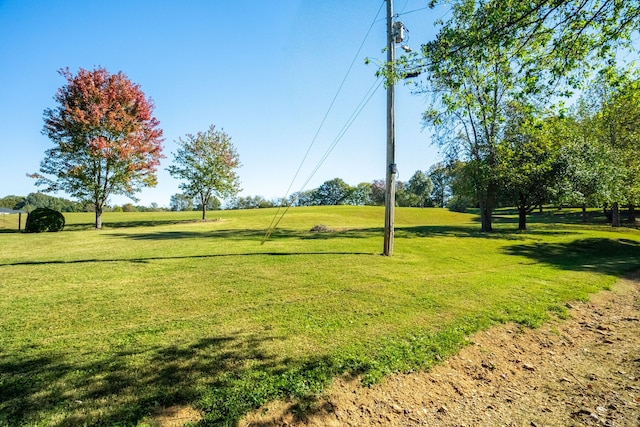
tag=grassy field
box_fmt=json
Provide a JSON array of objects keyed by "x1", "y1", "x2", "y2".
[{"x1": 1, "y1": 206, "x2": 639, "y2": 426}]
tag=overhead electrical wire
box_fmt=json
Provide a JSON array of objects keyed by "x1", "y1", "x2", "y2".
[
  {"x1": 261, "y1": 77, "x2": 383, "y2": 244},
  {"x1": 262, "y1": 1, "x2": 387, "y2": 244}
]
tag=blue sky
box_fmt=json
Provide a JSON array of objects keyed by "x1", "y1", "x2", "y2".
[{"x1": 0, "y1": 0, "x2": 446, "y2": 207}]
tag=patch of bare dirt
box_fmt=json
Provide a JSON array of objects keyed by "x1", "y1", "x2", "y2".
[
  {"x1": 242, "y1": 274, "x2": 640, "y2": 427},
  {"x1": 146, "y1": 405, "x2": 201, "y2": 426}
]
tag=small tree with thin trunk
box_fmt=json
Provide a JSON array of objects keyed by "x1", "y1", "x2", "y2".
[
  {"x1": 167, "y1": 125, "x2": 241, "y2": 220},
  {"x1": 34, "y1": 67, "x2": 164, "y2": 229}
]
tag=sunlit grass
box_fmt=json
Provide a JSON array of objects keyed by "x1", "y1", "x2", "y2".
[{"x1": 1, "y1": 206, "x2": 639, "y2": 426}]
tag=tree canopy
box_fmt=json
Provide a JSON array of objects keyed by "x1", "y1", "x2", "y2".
[
  {"x1": 407, "y1": 0, "x2": 640, "y2": 231},
  {"x1": 167, "y1": 125, "x2": 241, "y2": 220},
  {"x1": 34, "y1": 67, "x2": 164, "y2": 228}
]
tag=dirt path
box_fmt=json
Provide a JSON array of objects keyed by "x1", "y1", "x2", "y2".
[{"x1": 242, "y1": 274, "x2": 640, "y2": 427}]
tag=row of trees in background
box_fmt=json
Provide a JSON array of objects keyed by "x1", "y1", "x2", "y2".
[
  {"x1": 289, "y1": 168, "x2": 443, "y2": 208},
  {"x1": 0, "y1": 193, "x2": 170, "y2": 213},
  {"x1": 406, "y1": 0, "x2": 640, "y2": 231},
  {"x1": 417, "y1": 68, "x2": 640, "y2": 231},
  {"x1": 168, "y1": 164, "x2": 453, "y2": 212}
]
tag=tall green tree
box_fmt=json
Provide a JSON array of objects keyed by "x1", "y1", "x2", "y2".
[
  {"x1": 551, "y1": 100, "x2": 621, "y2": 223},
  {"x1": 593, "y1": 72, "x2": 640, "y2": 225},
  {"x1": 406, "y1": 170, "x2": 434, "y2": 208},
  {"x1": 428, "y1": 163, "x2": 452, "y2": 208},
  {"x1": 34, "y1": 67, "x2": 164, "y2": 228},
  {"x1": 497, "y1": 104, "x2": 567, "y2": 230},
  {"x1": 402, "y1": 0, "x2": 639, "y2": 231},
  {"x1": 311, "y1": 178, "x2": 353, "y2": 206},
  {"x1": 420, "y1": 0, "x2": 550, "y2": 231},
  {"x1": 169, "y1": 193, "x2": 194, "y2": 212},
  {"x1": 344, "y1": 182, "x2": 373, "y2": 206},
  {"x1": 168, "y1": 125, "x2": 241, "y2": 220}
]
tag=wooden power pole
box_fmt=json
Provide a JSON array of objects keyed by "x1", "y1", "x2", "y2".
[{"x1": 383, "y1": 0, "x2": 396, "y2": 256}]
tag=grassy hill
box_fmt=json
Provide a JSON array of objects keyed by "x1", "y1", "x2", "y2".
[{"x1": 1, "y1": 206, "x2": 639, "y2": 425}]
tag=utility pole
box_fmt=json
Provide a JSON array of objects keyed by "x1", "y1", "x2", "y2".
[{"x1": 383, "y1": 0, "x2": 396, "y2": 256}]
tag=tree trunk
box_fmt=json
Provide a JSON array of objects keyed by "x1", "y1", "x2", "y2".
[
  {"x1": 611, "y1": 202, "x2": 621, "y2": 227},
  {"x1": 518, "y1": 206, "x2": 527, "y2": 230},
  {"x1": 628, "y1": 204, "x2": 636, "y2": 223},
  {"x1": 95, "y1": 207, "x2": 103, "y2": 229},
  {"x1": 581, "y1": 203, "x2": 588, "y2": 223},
  {"x1": 201, "y1": 204, "x2": 206, "y2": 221},
  {"x1": 479, "y1": 199, "x2": 493, "y2": 232},
  {"x1": 517, "y1": 194, "x2": 527, "y2": 230}
]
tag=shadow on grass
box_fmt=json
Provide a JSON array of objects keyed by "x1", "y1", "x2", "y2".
[
  {"x1": 0, "y1": 332, "x2": 341, "y2": 426},
  {"x1": 503, "y1": 237, "x2": 640, "y2": 276},
  {"x1": 489, "y1": 208, "x2": 630, "y2": 227},
  {"x1": 0, "y1": 250, "x2": 379, "y2": 267},
  {"x1": 63, "y1": 218, "x2": 204, "y2": 231},
  {"x1": 106, "y1": 227, "x2": 382, "y2": 241},
  {"x1": 106, "y1": 224, "x2": 581, "y2": 243},
  {"x1": 395, "y1": 225, "x2": 580, "y2": 240}
]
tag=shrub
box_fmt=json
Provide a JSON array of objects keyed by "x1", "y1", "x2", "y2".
[
  {"x1": 24, "y1": 208, "x2": 65, "y2": 233},
  {"x1": 447, "y1": 195, "x2": 474, "y2": 213}
]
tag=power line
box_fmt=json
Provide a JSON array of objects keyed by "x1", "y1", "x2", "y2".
[
  {"x1": 397, "y1": 6, "x2": 431, "y2": 17},
  {"x1": 262, "y1": 77, "x2": 383, "y2": 244},
  {"x1": 262, "y1": 1, "x2": 386, "y2": 243}
]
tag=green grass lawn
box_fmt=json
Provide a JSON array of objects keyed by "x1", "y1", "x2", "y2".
[{"x1": 1, "y1": 206, "x2": 639, "y2": 426}]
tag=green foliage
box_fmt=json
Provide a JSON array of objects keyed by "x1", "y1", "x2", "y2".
[
  {"x1": 0, "y1": 193, "x2": 84, "y2": 213},
  {"x1": 423, "y1": 0, "x2": 639, "y2": 87},
  {"x1": 24, "y1": 207, "x2": 65, "y2": 232},
  {"x1": 406, "y1": 170, "x2": 434, "y2": 208},
  {"x1": 419, "y1": 0, "x2": 545, "y2": 231},
  {"x1": 428, "y1": 163, "x2": 452, "y2": 208},
  {"x1": 167, "y1": 125, "x2": 241, "y2": 220},
  {"x1": 592, "y1": 72, "x2": 640, "y2": 207},
  {"x1": 170, "y1": 193, "x2": 194, "y2": 211},
  {"x1": 496, "y1": 103, "x2": 568, "y2": 229},
  {"x1": 0, "y1": 195, "x2": 25, "y2": 210},
  {"x1": 121, "y1": 203, "x2": 138, "y2": 212},
  {"x1": 227, "y1": 195, "x2": 275, "y2": 210},
  {"x1": 447, "y1": 194, "x2": 473, "y2": 212},
  {"x1": 415, "y1": 0, "x2": 640, "y2": 232},
  {"x1": 345, "y1": 182, "x2": 373, "y2": 206},
  {"x1": 312, "y1": 177, "x2": 353, "y2": 205}
]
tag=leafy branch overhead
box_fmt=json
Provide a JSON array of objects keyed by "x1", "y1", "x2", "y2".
[{"x1": 380, "y1": 0, "x2": 640, "y2": 87}]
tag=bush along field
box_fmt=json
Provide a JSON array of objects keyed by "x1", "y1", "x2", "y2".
[{"x1": 1, "y1": 206, "x2": 639, "y2": 426}]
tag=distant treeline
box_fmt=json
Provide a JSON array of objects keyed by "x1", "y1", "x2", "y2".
[{"x1": 0, "y1": 194, "x2": 168, "y2": 213}]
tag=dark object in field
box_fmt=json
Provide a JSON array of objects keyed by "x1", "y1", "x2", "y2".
[{"x1": 25, "y1": 208, "x2": 65, "y2": 233}]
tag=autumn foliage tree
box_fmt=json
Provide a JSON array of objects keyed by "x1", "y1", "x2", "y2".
[
  {"x1": 34, "y1": 67, "x2": 164, "y2": 228},
  {"x1": 167, "y1": 125, "x2": 241, "y2": 220}
]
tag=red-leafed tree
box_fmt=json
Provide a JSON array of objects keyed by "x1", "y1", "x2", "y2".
[{"x1": 34, "y1": 67, "x2": 164, "y2": 229}]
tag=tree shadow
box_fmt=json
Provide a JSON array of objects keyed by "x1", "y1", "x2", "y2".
[
  {"x1": 63, "y1": 218, "x2": 203, "y2": 231},
  {"x1": 503, "y1": 237, "x2": 640, "y2": 276},
  {"x1": 1, "y1": 331, "x2": 335, "y2": 426},
  {"x1": 394, "y1": 225, "x2": 580, "y2": 240},
  {"x1": 489, "y1": 208, "x2": 616, "y2": 226},
  {"x1": 0, "y1": 250, "x2": 379, "y2": 268},
  {"x1": 105, "y1": 227, "x2": 383, "y2": 242}
]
